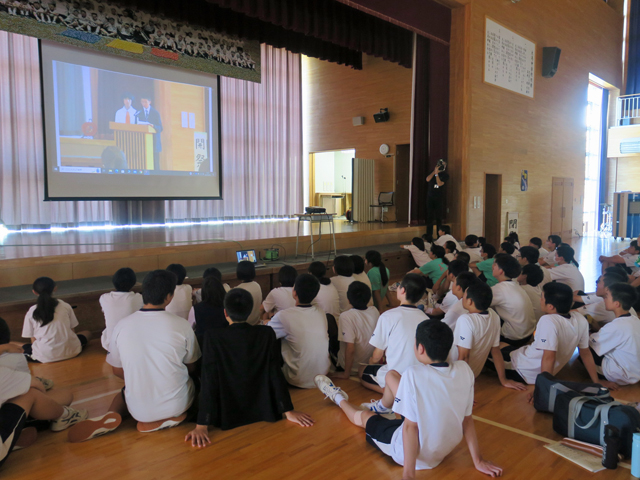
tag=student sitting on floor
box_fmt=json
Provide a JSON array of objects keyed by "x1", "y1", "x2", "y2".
[
  {"x1": 68, "y1": 270, "x2": 202, "y2": 442},
  {"x1": 444, "y1": 241, "x2": 458, "y2": 262},
  {"x1": 189, "y1": 276, "x2": 227, "y2": 348},
  {"x1": 456, "y1": 251, "x2": 471, "y2": 265},
  {"x1": 234, "y1": 260, "x2": 263, "y2": 325},
  {"x1": 165, "y1": 264, "x2": 193, "y2": 320},
  {"x1": 401, "y1": 237, "x2": 430, "y2": 267},
  {"x1": 589, "y1": 283, "x2": 640, "y2": 386},
  {"x1": 426, "y1": 260, "x2": 469, "y2": 317},
  {"x1": 332, "y1": 282, "x2": 380, "y2": 379},
  {"x1": 548, "y1": 244, "x2": 585, "y2": 292},
  {"x1": 22, "y1": 277, "x2": 91, "y2": 363},
  {"x1": 599, "y1": 240, "x2": 640, "y2": 275},
  {"x1": 500, "y1": 282, "x2": 618, "y2": 389},
  {"x1": 183, "y1": 289, "x2": 314, "y2": 448},
  {"x1": 261, "y1": 265, "x2": 297, "y2": 319},
  {"x1": 194, "y1": 267, "x2": 231, "y2": 304},
  {"x1": 471, "y1": 244, "x2": 498, "y2": 287},
  {"x1": 442, "y1": 271, "x2": 476, "y2": 330},
  {"x1": 360, "y1": 274, "x2": 428, "y2": 395},
  {"x1": 352, "y1": 255, "x2": 373, "y2": 294},
  {"x1": 490, "y1": 254, "x2": 536, "y2": 347},
  {"x1": 499, "y1": 241, "x2": 516, "y2": 258},
  {"x1": 411, "y1": 245, "x2": 448, "y2": 290},
  {"x1": 463, "y1": 235, "x2": 483, "y2": 264},
  {"x1": 516, "y1": 264, "x2": 545, "y2": 322},
  {"x1": 365, "y1": 250, "x2": 391, "y2": 311},
  {"x1": 574, "y1": 269, "x2": 635, "y2": 327},
  {"x1": 0, "y1": 342, "x2": 89, "y2": 469},
  {"x1": 451, "y1": 282, "x2": 525, "y2": 391},
  {"x1": 314, "y1": 320, "x2": 503, "y2": 477},
  {"x1": 268, "y1": 274, "x2": 330, "y2": 388},
  {"x1": 331, "y1": 255, "x2": 356, "y2": 314},
  {"x1": 308, "y1": 261, "x2": 341, "y2": 320},
  {"x1": 100, "y1": 268, "x2": 143, "y2": 359},
  {"x1": 529, "y1": 237, "x2": 550, "y2": 261},
  {"x1": 518, "y1": 246, "x2": 552, "y2": 287},
  {"x1": 539, "y1": 235, "x2": 562, "y2": 267},
  {"x1": 433, "y1": 225, "x2": 458, "y2": 248}
]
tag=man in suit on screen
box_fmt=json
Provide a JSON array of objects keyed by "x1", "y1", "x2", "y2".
[{"x1": 136, "y1": 96, "x2": 163, "y2": 170}]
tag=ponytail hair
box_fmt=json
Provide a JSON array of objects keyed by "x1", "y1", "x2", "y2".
[
  {"x1": 32, "y1": 277, "x2": 58, "y2": 326},
  {"x1": 444, "y1": 241, "x2": 458, "y2": 255},
  {"x1": 556, "y1": 244, "x2": 579, "y2": 267},
  {"x1": 308, "y1": 261, "x2": 331, "y2": 286},
  {"x1": 365, "y1": 250, "x2": 388, "y2": 287},
  {"x1": 431, "y1": 245, "x2": 449, "y2": 265}
]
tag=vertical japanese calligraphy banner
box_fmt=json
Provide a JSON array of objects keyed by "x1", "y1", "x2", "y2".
[{"x1": 484, "y1": 17, "x2": 535, "y2": 98}]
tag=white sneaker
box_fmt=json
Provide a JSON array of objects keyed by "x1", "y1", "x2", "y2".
[
  {"x1": 314, "y1": 375, "x2": 349, "y2": 405},
  {"x1": 50, "y1": 406, "x2": 89, "y2": 432},
  {"x1": 360, "y1": 399, "x2": 394, "y2": 415}
]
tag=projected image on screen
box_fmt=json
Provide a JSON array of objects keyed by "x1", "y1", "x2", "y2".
[{"x1": 40, "y1": 41, "x2": 221, "y2": 200}]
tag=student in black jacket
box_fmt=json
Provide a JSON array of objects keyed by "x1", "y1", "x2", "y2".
[{"x1": 185, "y1": 289, "x2": 314, "y2": 448}]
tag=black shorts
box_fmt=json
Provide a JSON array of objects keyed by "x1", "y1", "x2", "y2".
[
  {"x1": 484, "y1": 344, "x2": 526, "y2": 383},
  {"x1": 361, "y1": 365, "x2": 383, "y2": 386},
  {"x1": 0, "y1": 403, "x2": 28, "y2": 468},
  {"x1": 500, "y1": 334, "x2": 533, "y2": 348},
  {"x1": 365, "y1": 415, "x2": 404, "y2": 450}
]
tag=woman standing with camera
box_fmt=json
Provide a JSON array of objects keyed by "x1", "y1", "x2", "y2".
[{"x1": 425, "y1": 160, "x2": 449, "y2": 239}]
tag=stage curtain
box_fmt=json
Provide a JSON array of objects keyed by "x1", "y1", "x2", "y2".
[
  {"x1": 0, "y1": 31, "x2": 112, "y2": 229},
  {"x1": 165, "y1": 43, "x2": 303, "y2": 221},
  {"x1": 627, "y1": 0, "x2": 640, "y2": 94}
]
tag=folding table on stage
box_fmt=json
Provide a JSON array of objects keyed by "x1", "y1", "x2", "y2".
[{"x1": 295, "y1": 213, "x2": 337, "y2": 259}]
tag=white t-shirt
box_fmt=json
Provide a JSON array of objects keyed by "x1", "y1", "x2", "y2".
[
  {"x1": 331, "y1": 275, "x2": 355, "y2": 313},
  {"x1": 337, "y1": 306, "x2": 380, "y2": 374},
  {"x1": 491, "y1": 281, "x2": 536, "y2": 340},
  {"x1": 434, "y1": 234, "x2": 457, "y2": 247},
  {"x1": 0, "y1": 352, "x2": 30, "y2": 375},
  {"x1": 313, "y1": 283, "x2": 341, "y2": 319},
  {"x1": 166, "y1": 284, "x2": 193, "y2": 320},
  {"x1": 107, "y1": 309, "x2": 201, "y2": 422},
  {"x1": 544, "y1": 250, "x2": 557, "y2": 266},
  {"x1": 590, "y1": 314, "x2": 640, "y2": 385},
  {"x1": 100, "y1": 291, "x2": 143, "y2": 351},
  {"x1": 539, "y1": 247, "x2": 550, "y2": 258},
  {"x1": 510, "y1": 312, "x2": 589, "y2": 384},
  {"x1": 577, "y1": 297, "x2": 614, "y2": 324},
  {"x1": 369, "y1": 305, "x2": 428, "y2": 387},
  {"x1": 442, "y1": 298, "x2": 468, "y2": 331},
  {"x1": 353, "y1": 272, "x2": 375, "y2": 307},
  {"x1": 439, "y1": 290, "x2": 458, "y2": 314},
  {"x1": 235, "y1": 281, "x2": 263, "y2": 325},
  {"x1": 463, "y1": 247, "x2": 483, "y2": 264},
  {"x1": 379, "y1": 361, "x2": 474, "y2": 470},
  {"x1": 403, "y1": 245, "x2": 430, "y2": 267},
  {"x1": 0, "y1": 366, "x2": 31, "y2": 406},
  {"x1": 445, "y1": 253, "x2": 456, "y2": 262},
  {"x1": 269, "y1": 305, "x2": 331, "y2": 388},
  {"x1": 262, "y1": 286, "x2": 295, "y2": 314},
  {"x1": 450, "y1": 310, "x2": 501, "y2": 377},
  {"x1": 521, "y1": 284, "x2": 543, "y2": 321},
  {"x1": 539, "y1": 264, "x2": 553, "y2": 287},
  {"x1": 549, "y1": 264, "x2": 585, "y2": 292},
  {"x1": 22, "y1": 300, "x2": 82, "y2": 363},
  {"x1": 621, "y1": 253, "x2": 639, "y2": 271}
]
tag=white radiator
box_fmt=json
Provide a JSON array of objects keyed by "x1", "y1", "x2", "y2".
[{"x1": 352, "y1": 158, "x2": 375, "y2": 222}]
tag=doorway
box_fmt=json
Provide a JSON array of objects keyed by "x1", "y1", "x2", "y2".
[
  {"x1": 395, "y1": 144, "x2": 411, "y2": 223},
  {"x1": 308, "y1": 149, "x2": 354, "y2": 216},
  {"x1": 484, "y1": 174, "x2": 502, "y2": 247},
  {"x1": 551, "y1": 177, "x2": 574, "y2": 240}
]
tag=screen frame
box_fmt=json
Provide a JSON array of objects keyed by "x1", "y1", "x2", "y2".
[{"x1": 39, "y1": 40, "x2": 223, "y2": 201}]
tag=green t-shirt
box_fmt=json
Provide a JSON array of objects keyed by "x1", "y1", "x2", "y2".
[
  {"x1": 419, "y1": 258, "x2": 448, "y2": 283},
  {"x1": 367, "y1": 266, "x2": 391, "y2": 299},
  {"x1": 476, "y1": 258, "x2": 498, "y2": 286}
]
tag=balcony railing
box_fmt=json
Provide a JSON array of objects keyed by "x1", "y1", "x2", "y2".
[{"x1": 617, "y1": 94, "x2": 640, "y2": 125}]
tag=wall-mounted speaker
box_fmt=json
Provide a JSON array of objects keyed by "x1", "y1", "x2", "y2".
[
  {"x1": 542, "y1": 47, "x2": 561, "y2": 78},
  {"x1": 373, "y1": 108, "x2": 389, "y2": 123}
]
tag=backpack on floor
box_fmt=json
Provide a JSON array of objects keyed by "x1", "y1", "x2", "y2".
[
  {"x1": 533, "y1": 372, "x2": 611, "y2": 413},
  {"x1": 552, "y1": 390, "x2": 640, "y2": 458}
]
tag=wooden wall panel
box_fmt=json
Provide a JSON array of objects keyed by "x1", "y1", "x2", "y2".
[{"x1": 614, "y1": 157, "x2": 640, "y2": 192}]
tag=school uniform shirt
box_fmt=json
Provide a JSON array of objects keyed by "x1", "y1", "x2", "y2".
[
  {"x1": 107, "y1": 309, "x2": 201, "y2": 423},
  {"x1": 544, "y1": 250, "x2": 557, "y2": 266},
  {"x1": 353, "y1": 272, "x2": 375, "y2": 307},
  {"x1": 403, "y1": 245, "x2": 430, "y2": 267},
  {"x1": 22, "y1": 300, "x2": 82, "y2": 364},
  {"x1": 520, "y1": 284, "x2": 543, "y2": 321},
  {"x1": 442, "y1": 298, "x2": 468, "y2": 331},
  {"x1": 549, "y1": 264, "x2": 585, "y2": 292},
  {"x1": 235, "y1": 281, "x2": 263, "y2": 325},
  {"x1": 383, "y1": 361, "x2": 474, "y2": 470},
  {"x1": 476, "y1": 258, "x2": 498, "y2": 286},
  {"x1": 491, "y1": 281, "x2": 536, "y2": 341},
  {"x1": 367, "y1": 266, "x2": 391, "y2": 300},
  {"x1": 369, "y1": 305, "x2": 428, "y2": 387},
  {"x1": 165, "y1": 284, "x2": 193, "y2": 320},
  {"x1": 99, "y1": 291, "x2": 143, "y2": 352},
  {"x1": 538, "y1": 263, "x2": 553, "y2": 287},
  {"x1": 510, "y1": 312, "x2": 590, "y2": 384},
  {"x1": 0, "y1": 366, "x2": 31, "y2": 406},
  {"x1": 337, "y1": 306, "x2": 380, "y2": 374},
  {"x1": 313, "y1": 283, "x2": 341, "y2": 319},
  {"x1": 463, "y1": 247, "x2": 483, "y2": 264},
  {"x1": 419, "y1": 258, "x2": 448, "y2": 284},
  {"x1": 269, "y1": 305, "x2": 331, "y2": 388},
  {"x1": 0, "y1": 352, "x2": 30, "y2": 375},
  {"x1": 439, "y1": 290, "x2": 458, "y2": 314},
  {"x1": 539, "y1": 247, "x2": 550, "y2": 258},
  {"x1": 262, "y1": 286, "x2": 295, "y2": 314},
  {"x1": 450, "y1": 310, "x2": 501, "y2": 377},
  {"x1": 621, "y1": 253, "x2": 640, "y2": 271},
  {"x1": 331, "y1": 275, "x2": 355, "y2": 313},
  {"x1": 434, "y1": 234, "x2": 457, "y2": 247},
  {"x1": 590, "y1": 314, "x2": 640, "y2": 385}
]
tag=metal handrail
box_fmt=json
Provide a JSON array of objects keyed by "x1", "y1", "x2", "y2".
[{"x1": 617, "y1": 94, "x2": 640, "y2": 124}]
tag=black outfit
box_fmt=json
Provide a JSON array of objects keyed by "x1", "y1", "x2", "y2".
[
  {"x1": 135, "y1": 106, "x2": 163, "y2": 170},
  {"x1": 426, "y1": 171, "x2": 449, "y2": 235},
  {"x1": 193, "y1": 302, "x2": 227, "y2": 349},
  {"x1": 197, "y1": 322, "x2": 293, "y2": 430},
  {"x1": 0, "y1": 403, "x2": 27, "y2": 468}
]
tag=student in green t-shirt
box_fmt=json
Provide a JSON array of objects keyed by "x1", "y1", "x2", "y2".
[
  {"x1": 365, "y1": 250, "x2": 391, "y2": 311},
  {"x1": 411, "y1": 245, "x2": 449, "y2": 289},
  {"x1": 471, "y1": 243, "x2": 498, "y2": 286}
]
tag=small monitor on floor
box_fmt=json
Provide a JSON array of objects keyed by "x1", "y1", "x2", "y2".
[{"x1": 236, "y1": 249, "x2": 258, "y2": 263}]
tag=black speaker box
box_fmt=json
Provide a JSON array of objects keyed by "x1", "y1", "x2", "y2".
[
  {"x1": 542, "y1": 47, "x2": 561, "y2": 78},
  {"x1": 373, "y1": 110, "x2": 390, "y2": 123}
]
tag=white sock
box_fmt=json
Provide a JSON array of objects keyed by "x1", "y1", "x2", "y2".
[{"x1": 334, "y1": 393, "x2": 346, "y2": 406}]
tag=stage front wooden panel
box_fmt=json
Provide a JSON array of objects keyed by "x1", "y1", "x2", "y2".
[{"x1": 109, "y1": 122, "x2": 156, "y2": 170}]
